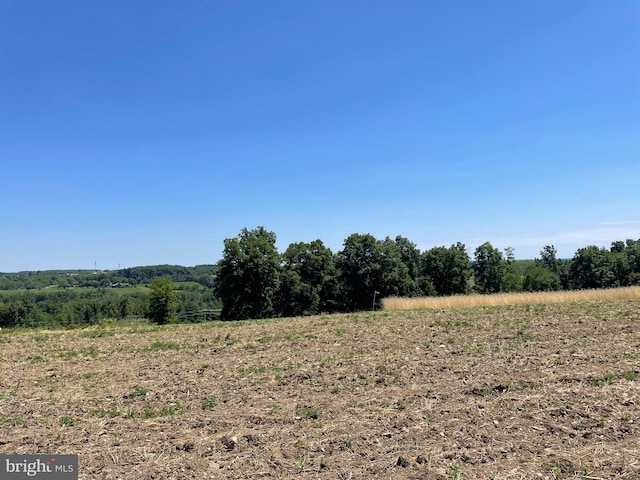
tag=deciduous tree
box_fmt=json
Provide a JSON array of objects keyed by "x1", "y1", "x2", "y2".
[
  {"x1": 394, "y1": 235, "x2": 422, "y2": 285},
  {"x1": 523, "y1": 265, "x2": 561, "y2": 292},
  {"x1": 148, "y1": 276, "x2": 178, "y2": 324},
  {"x1": 540, "y1": 245, "x2": 560, "y2": 273},
  {"x1": 421, "y1": 243, "x2": 470, "y2": 296},
  {"x1": 569, "y1": 246, "x2": 614, "y2": 289},
  {"x1": 337, "y1": 234, "x2": 415, "y2": 311},
  {"x1": 215, "y1": 227, "x2": 281, "y2": 320},
  {"x1": 502, "y1": 247, "x2": 523, "y2": 292},
  {"x1": 473, "y1": 242, "x2": 505, "y2": 294},
  {"x1": 276, "y1": 240, "x2": 338, "y2": 316}
]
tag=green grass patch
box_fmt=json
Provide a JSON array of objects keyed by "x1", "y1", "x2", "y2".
[
  {"x1": 144, "y1": 341, "x2": 183, "y2": 352},
  {"x1": 89, "y1": 408, "x2": 120, "y2": 418},
  {"x1": 57, "y1": 350, "x2": 79, "y2": 360},
  {"x1": 59, "y1": 416, "x2": 77, "y2": 427},
  {"x1": 155, "y1": 402, "x2": 183, "y2": 417},
  {"x1": 123, "y1": 386, "x2": 148, "y2": 399},
  {"x1": 587, "y1": 373, "x2": 617, "y2": 387},
  {"x1": 295, "y1": 405, "x2": 319, "y2": 419},
  {"x1": 80, "y1": 329, "x2": 116, "y2": 338},
  {"x1": 0, "y1": 415, "x2": 25, "y2": 427},
  {"x1": 202, "y1": 396, "x2": 217, "y2": 410}
]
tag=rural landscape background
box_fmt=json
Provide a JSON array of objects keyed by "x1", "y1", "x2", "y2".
[{"x1": 2, "y1": 226, "x2": 640, "y2": 327}]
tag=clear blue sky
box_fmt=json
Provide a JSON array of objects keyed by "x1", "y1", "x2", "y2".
[{"x1": 1, "y1": 1, "x2": 638, "y2": 272}]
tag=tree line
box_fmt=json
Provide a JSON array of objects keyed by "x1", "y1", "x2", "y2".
[
  {"x1": 214, "y1": 227, "x2": 640, "y2": 320},
  {"x1": 2, "y1": 227, "x2": 639, "y2": 327},
  {"x1": 0, "y1": 289, "x2": 149, "y2": 328},
  {"x1": 0, "y1": 264, "x2": 217, "y2": 290},
  {"x1": 0, "y1": 281, "x2": 220, "y2": 329},
  {"x1": 0, "y1": 264, "x2": 220, "y2": 328}
]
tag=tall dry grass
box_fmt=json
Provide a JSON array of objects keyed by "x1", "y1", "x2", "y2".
[{"x1": 382, "y1": 286, "x2": 640, "y2": 311}]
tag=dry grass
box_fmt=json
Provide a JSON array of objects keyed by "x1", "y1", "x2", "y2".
[
  {"x1": 1, "y1": 299, "x2": 640, "y2": 479},
  {"x1": 383, "y1": 286, "x2": 640, "y2": 311}
]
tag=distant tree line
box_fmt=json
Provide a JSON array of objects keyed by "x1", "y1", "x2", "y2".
[
  {"x1": 0, "y1": 286, "x2": 221, "y2": 329},
  {"x1": 0, "y1": 264, "x2": 220, "y2": 328},
  {"x1": 214, "y1": 227, "x2": 640, "y2": 320},
  {"x1": 0, "y1": 289, "x2": 149, "y2": 328},
  {"x1": 0, "y1": 264, "x2": 217, "y2": 290}
]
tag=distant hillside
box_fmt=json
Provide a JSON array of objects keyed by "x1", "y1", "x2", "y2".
[{"x1": 0, "y1": 264, "x2": 217, "y2": 291}]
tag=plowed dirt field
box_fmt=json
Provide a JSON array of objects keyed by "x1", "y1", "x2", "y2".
[{"x1": 1, "y1": 300, "x2": 639, "y2": 478}]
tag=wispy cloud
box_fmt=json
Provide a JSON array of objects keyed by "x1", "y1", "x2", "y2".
[
  {"x1": 471, "y1": 223, "x2": 640, "y2": 259},
  {"x1": 601, "y1": 220, "x2": 640, "y2": 226}
]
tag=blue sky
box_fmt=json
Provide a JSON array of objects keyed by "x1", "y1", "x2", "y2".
[{"x1": 1, "y1": 1, "x2": 638, "y2": 272}]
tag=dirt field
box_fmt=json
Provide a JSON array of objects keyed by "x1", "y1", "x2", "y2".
[{"x1": 1, "y1": 299, "x2": 639, "y2": 479}]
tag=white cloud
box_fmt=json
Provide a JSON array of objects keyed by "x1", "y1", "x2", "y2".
[
  {"x1": 601, "y1": 220, "x2": 640, "y2": 226},
  {"x1": 489, "y1": 224, "x2": 640, "y2": 259},
  {"x1": 415, "y1": 222, "x2": 640, "y2": 260}
]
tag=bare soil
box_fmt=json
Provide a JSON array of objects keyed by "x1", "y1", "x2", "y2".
[{"x1": 1, "y1": 300, "x2": 639, "y2": 479}]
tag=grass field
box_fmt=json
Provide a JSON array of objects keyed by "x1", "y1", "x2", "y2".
[
  {"x1": 383, "y1": 286, "x2": 640, "y2": 311},
  {"x1": 1, "y1": 299, "x2": 639, "y2": 479}
]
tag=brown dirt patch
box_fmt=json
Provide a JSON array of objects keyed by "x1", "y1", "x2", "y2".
[{"x1": 1, "y1": 300, "x2": 639, "y2": 478}]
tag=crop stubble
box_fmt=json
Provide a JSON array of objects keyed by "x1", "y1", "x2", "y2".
[{"x1": 0, "y1": 300, "x2": 639, "y2": 479}]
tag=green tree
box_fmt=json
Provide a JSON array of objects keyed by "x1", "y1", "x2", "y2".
[
  {"x1": 621, "y1": 239, "x2": 640, "y2": 285},
  {"x1": 276, "y1": 240, "x2": 338, "y2": 317},
  {"x1": 569, "y1": 245, "x2": 614, "y2": 289},
  {"x1": 610, "y1": 249, "x2": 631, "y2": 287},
  {"x1": 0, "y1": 301, "x2": 11, "y2": 328},
  {"x1": 522, "y1": 245, "x2": 565, "y2": 292},
  {"x1": 607, "y1": 239, "x2": 640, "y2": 286},
  {"x1": 337, "y1": 234, "x2": 415, "y2": 311},
  {"x1": 473, "y1": 242, "x2": 506, "y2": 294},
  {"x1": 277, "y1": 270, "x2": 317, "y2": 317},
  {"x1": 538, "y1": 244, "x2": 571, "y2": 288},
  {"x1": 148, "y1": 276, "x2": 178, "y2": 324},
  {"x1": 502, "y1": 247, "x2": 523, "y2": 292},
  {"x1": 378, "y1": 237, "x2": 419, "y2": 298},
  {"x1": 523, "y1": 265, "x2": 561, "y2": 292},
  {"x1": 611, "y1": 241, "x2": 625, "y2": 253},
  {"x1": 421, "y1": 243, "x2": 470, "y2": 296},
  {"x1": 215, "y1": 226, "x2": 281, "y2": 320},
  {"x1": 394, "y1": 235, "x2": 422, "y2": 285},
  {"x1": 540, "y1": 245, "x2": 560, "y2": 273},
  {"x1": 337, "y1": 233, "x2": 380, "y2": 311}
]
